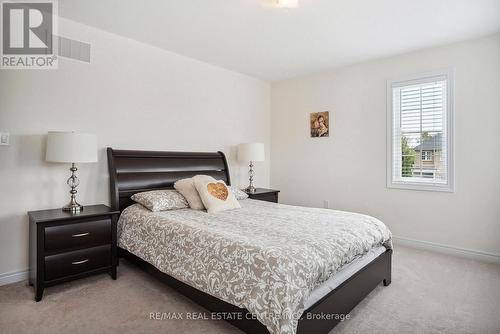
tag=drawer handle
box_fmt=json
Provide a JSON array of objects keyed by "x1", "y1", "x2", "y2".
[
  {"x1": 71, "y1": 259, "x2": 89, "y2": 265},
  {"x1": 72, "y1": 232, "x2": 90, "y2": 237}
]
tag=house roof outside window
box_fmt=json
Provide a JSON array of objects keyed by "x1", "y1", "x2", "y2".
[{"x1": 413, "y1": 133, "x2": 443, "y2": 151}]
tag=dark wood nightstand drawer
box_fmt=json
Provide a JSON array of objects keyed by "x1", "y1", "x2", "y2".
[
  {"x1": 253, "y1": 194, "x2": 278, "y2": 203},
  {"x1": 245, "y1": 188, "x2": 280, "y2": 203},
  {"x1": 45, "y1": 245, "x2": 111, "y2": 281},
  {"x1": 45, "y1": 219, "x2": 111, "y2": 251}
]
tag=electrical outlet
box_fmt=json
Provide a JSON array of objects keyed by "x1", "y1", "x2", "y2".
[
  {"x1": 323, "y1": 200, "x2": 329, "y2": 209},
  {"x1": 0, "y1": 132, "x2": 9, "y2": 146}
]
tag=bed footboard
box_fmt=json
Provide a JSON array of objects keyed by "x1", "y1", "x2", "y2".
[
  {"x1": 118, "y1": 247, "x2": 392, "y2": 334},
  {"x1": 297, "y1": 248, "x2": 392, "y2": 333}
]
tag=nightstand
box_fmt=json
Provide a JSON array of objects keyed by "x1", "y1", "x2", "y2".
[
  {"x1": 28, "y1": 205, "x2": 119, "y2": 302},
  {"x1": 244, "y1": 188, "x2": 280, "y2": 203}
]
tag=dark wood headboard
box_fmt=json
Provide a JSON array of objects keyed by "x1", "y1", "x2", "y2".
[{"x1": 107, "y1": 148, "x2": 231, "y2": 211}]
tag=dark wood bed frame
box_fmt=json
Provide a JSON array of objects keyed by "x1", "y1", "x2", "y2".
[{"x1": 107, "y1": 148, "x2": 392, "y2": 334}]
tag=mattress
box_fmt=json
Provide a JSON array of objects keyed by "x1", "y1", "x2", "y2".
[{"x1": 118, "y1": 199, "x2": 392, "y2": 334}]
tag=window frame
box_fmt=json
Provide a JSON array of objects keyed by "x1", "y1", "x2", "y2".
[{"x1": 386, "y1": 69, "x2": 455, "y2": 192}]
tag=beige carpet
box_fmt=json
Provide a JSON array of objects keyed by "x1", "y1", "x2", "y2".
[{"x1": 1, "y1": 246, "x2": 499, "y2": 334}]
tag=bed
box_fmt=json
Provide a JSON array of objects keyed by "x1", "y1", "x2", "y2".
[{"x1": 107, "y1": 148, "x2": 392, "y2": 334}]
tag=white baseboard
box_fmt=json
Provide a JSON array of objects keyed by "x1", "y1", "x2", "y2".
[
  {"x1": 393, "y1": 236, "x2": 500, "y2": 265},
  {"x1": 0, "y1": 269, "x2": 28, "y2": 286}
]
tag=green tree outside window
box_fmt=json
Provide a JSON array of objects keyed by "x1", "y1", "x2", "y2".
[{"x1": 401, "y1": 136, "x2": 415, "y2": 177}]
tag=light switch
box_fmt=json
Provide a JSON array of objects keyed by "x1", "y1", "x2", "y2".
[{"x1": 0, "y1": 132, "x2": 10, "y2": 145}]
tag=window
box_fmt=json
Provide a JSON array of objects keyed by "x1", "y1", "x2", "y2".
[
  {"x1": 387, "y1": 70, "x2": 454, "y2": 192},
  {"x1": 421, "y1": 151, "x2": 432, "y2": 161}
]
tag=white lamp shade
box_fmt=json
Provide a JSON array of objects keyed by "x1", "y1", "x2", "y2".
[
  {"x1": 237, "y1": 143, "x2": 265, "y2": 162},
  {"x1": 46, "y1": 132, "x2": 98, "y2": 163}
]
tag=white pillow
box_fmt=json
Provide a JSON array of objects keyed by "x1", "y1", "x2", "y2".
[
  {"x1": 174, "y1": 175, "x2": 215, "y2": 210},
  {"x1": 230, "y1": 186, "x2": 249, "y2": 200},
  {"x1": 131, "y1": 190, "x2": 188, "y2": 212},
  {"x1": 193, "y1": 176, "x2": 241, "y2": 214}
]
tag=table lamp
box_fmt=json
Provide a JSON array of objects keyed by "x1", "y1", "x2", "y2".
[
  {"x1": 46, "y1": 131, "x2": 97, "y2": 212},
  {"x1": 237, "y1": 143, "x2": 265, "y2": 193}
]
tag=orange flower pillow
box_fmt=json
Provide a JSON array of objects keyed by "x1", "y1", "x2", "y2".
[{"x1": 192, "y1": 176, "x2": 241, "y2": 214}]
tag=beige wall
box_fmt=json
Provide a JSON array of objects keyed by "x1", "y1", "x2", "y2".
[
  {"x1": 1, "y1": 19, "x2": 499, "y2": 282},
  {"x1": 0, "y1": 17, "x2": 271, "y2": 278},
  {"x1": 271, "y1": 35, "x2": 500, "y2": 257}
]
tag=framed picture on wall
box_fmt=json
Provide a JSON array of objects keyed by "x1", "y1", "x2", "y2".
[{"x1": 310, "y1": 111, "x2": 329, "y2": 137}]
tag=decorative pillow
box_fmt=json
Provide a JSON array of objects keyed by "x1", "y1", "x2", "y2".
[
  {"x1": 230, "y1": 186, "x2": 249, "y2": 200},
  {"x1": 193, "y1": 176, "x2": 241, "y2": 214},
  {"x1": 131, "y1": 190, "x2": 188, "y2": 212},
  {"x1": 174, "y1": 175, "x2": 215, "y2": 210}
]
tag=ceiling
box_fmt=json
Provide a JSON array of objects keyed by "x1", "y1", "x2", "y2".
[{"x1": 59, "y1": 0, "x2": 500, "y2": 81}]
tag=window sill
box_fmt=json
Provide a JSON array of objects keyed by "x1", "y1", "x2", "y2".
[{"x1": 387, "y1": 181, "x2": 454, "y2": 193}]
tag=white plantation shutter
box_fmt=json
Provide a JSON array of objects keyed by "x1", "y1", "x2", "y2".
[{"x1": 387, "y1": 72, "x2": 454, "y2": 192}]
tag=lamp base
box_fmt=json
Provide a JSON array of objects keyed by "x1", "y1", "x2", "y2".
[
  {"x1": 62, "y1": 202, "x2": 83, "y2": 212},
  {"x1": 245, "y1": 185, "x2": 256, "y2": 194},
  {"x1": 245, "y1": 161, "x2": 257, "y2": 194},
  {"x1": 63, "y1": 163, "x2": 83, "y2": 212}
]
